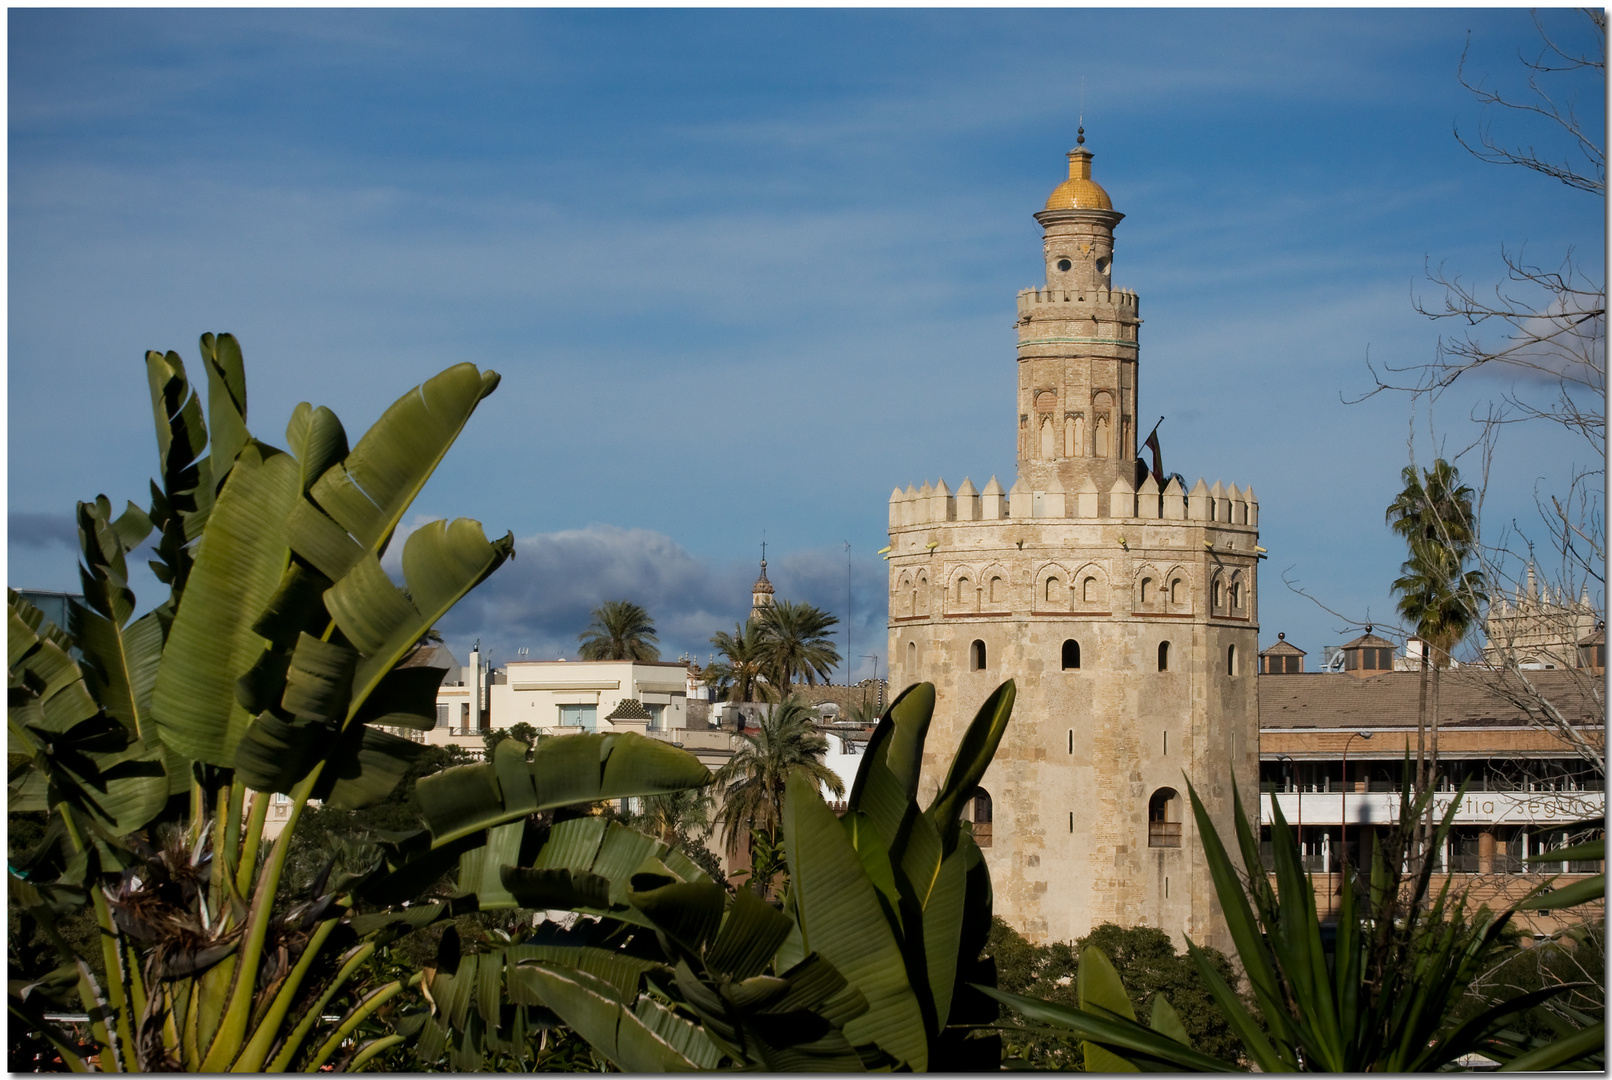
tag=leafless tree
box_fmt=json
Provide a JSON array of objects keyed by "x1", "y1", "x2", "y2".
[{"x1": 1353, "y1": 10, "x2": 1605, "y2": 776}]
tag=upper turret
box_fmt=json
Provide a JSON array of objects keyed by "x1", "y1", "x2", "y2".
[{"x1": 1032, "y1": 129, "x2": 1125, "y2": 293}]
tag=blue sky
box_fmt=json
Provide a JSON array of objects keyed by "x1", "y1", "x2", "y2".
[{"x1": 9, "y1": 9, "x2": 1604, "y2": 679}]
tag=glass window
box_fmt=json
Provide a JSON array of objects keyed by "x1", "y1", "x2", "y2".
[{"x1": 559, "y1": 704, "x2": 598, "y2": 732}]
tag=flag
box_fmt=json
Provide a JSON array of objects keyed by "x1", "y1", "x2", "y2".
[{"x1": 1143, "y1": 428, "x2": 1164, "y2": 486}]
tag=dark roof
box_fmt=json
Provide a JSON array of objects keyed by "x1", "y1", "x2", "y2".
[
  {"x1": 1259, "y1": 669, "x2": 1605, "y2": 731},
  {"x1": 401, "y1": 642, "x2": 461, "y2": 673},
  {"x1": 605, "y1": 698, "x2": 653, "y2": 720},
  {"x1": 1579, "y1": 626, "x2": 1605, "y2": 646},
  {"x1": 1340, "y1": 631, "x2": 1395, "y2": 651}
]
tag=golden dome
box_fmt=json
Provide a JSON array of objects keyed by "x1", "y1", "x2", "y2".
[{"x1": 1044, "y1": 146, "x2": 1113, "y2": 212}]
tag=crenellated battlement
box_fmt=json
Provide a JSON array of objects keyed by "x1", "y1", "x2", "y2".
[
  {"x1": 1016, "y1": 285, "x2": 1139, "y2": 318},
  {"x1": 889, "y1": 473, "x2": 1258, "y2": 530}
]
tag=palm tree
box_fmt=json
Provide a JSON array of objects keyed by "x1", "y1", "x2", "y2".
[
  {"x1": 578, "y1": 600, "x2": 660, "y2": 661},
  {"x1": 713, "y1": 697, "x2": 845, "y2": 871},
  {"x1": 1385, "y1": 459, "x2": 1480, "y2": 602},
  {"x1": 757, "y1": 599, "x2": 841, "y2": 692},
  {"x1": 631, "y1": 786, "x2": 715, "y2": 846},
  {"x1": 705, "y1": 620, "x2": 773, "y2": 704},
  {"x1": 1386, "y1": 458, "x2": 1486, "y2": 854}
]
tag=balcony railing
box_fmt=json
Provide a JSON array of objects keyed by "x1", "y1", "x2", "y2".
[
  {"x1": 1148, "y1": 822, "x2": 1182, "y2": 848},
  {"x1": 972, "y1": 822, "x2": 993, "y2": 848},
  {"x1": 448, "y1": 726, "x2": 487, "y2": 737}
]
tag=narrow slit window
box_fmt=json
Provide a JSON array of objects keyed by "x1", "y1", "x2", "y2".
[
  {"x1": 970, "y1": 639, "x2": 987, "y2": 671},
  {"x1": 1158, "y1": 641, "x2": 1171, "y2": 671}
]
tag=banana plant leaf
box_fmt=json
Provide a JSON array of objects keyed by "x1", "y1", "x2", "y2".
[
  {"x1": 9, "y1": 592, "x2": 169, "y2": 833},
  {"x1": 290, "y1": 363, "x2": 499, "y2": 582},
  {"x1": 784, "y1": 767, "x2": 929, "y2": 1070},
  {"x1": 150, "y1": 443, "x2": 300, "y2": 767},
  {"x1": 414, "y1": 733, "x2": 712, "y2": 848}
]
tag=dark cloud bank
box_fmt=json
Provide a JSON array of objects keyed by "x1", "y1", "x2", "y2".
[
  {"x1": 10, "y1": 513, "x2": 78, "y2": 549},
  {"x1": 436, "y1": 524, "x2": 889, "y2": 681}
]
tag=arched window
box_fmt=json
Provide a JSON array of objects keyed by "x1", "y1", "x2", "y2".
[
  {"x1": 1157, "y1": 641, "x2": 1171, "y2": 671},
  {"x1": 1046, "y1": 576, "x2": 1061, "y2": 602},
  {"x1": 1082, "y1": 576, "x2": 1096, "y2": 603},
  {"x1": 989, "y1": 576, "x2": 1004, "y2": 605},
  {"x1": 970, "y1": 788, "x2": 993, "y2": 847},
  {"x1": 1140, "y1": 577, "x2": 1153, "y2": 604},
  {"x1": 1148, "y1": 788, "x2": 1182, "y2": 847},
  {"x1": 957, "y1": 576, "x2": 971, "y2": 603},
  {"x1": 1228, "y1": 643, "x2": 1239, "y2": 675},
  {"x1": 1230, "y1": 580, "x2": 1242, "y2": 610},
  {"x1": 1170, "y1": 578, "x2": 1183, "y2": 605},
  {"x1": 916, "y1": 572, "x2": 929, "y2": 615},
  {"x1": 1062, "y1": 639, "x2": 1081, "y2": 670},
  {"x1": 907, "y1": 640, "x2": 916, "y2": 671},
  {"x1": 970, "y1": 640, "x2": 987, "y2": 671},
  {"x1": 1212, "y1": 579, "x2": 1224, "y2": 608}
]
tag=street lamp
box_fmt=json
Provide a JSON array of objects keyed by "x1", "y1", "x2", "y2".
[{"x1": 1337, "y1": 731, "x2": 1374, "y2": 912}]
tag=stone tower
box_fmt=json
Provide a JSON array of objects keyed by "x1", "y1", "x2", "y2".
[
  {"x1": 885, "y1": 138, "x2": 1261, "y2": 953},
  {"x1": 751, "y1": 556, "x2": 776, "y2": 620}
]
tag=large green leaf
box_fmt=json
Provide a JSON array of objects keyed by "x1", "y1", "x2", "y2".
[
  {"x1": 324, "y1": 519, "x2": 514, "y2": 721},
  {"x1": 918, "y1": 844, "x2": 966, "y2": 1030},
  {"x1": 151, "y1": 443, "x2": 299, "y2": 766},
  {"x1": 284, "y1": 402, "x2": 349, "y2": 496},
  {"x1": 1077, "y1": 945, "x2": 1140, "y2": 1073},
  {"x1": 924, "y1": 679, "x2": 1015, "y2": 851},
  {"x1": 144, "y1": 348, "x2": 211, "y2": 547},
  {"x1": 9, "y1": 594, "x2": 168, "y2": 833},
  {"x1": 784, "y1": 768, "x2": 928, "y2": 1070},
  {"x1": 312, "y1": 723, "x2": 428, "y2": 809},
  {"x1": 297, "y1": 363, "x2": 500, "y2": 579},
  {"x1": 415, "y1": 733, "x2": 710, "y2": 848},
  {"x1": 705, "y1": 887, "x2": 794, "y2": 981},
  {"x1": 199, "y1": 333, "x2": 250, "y2": 478},
  {"x1": 519, "y1": 964, "x2": 708, "y2": 1072}
]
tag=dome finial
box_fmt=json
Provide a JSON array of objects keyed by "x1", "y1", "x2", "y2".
[{"x1": 1077, "y1": 75, "x2": 1086, "y2": 145}]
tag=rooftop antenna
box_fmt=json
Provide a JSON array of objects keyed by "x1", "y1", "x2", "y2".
[{"x1": 844, "y1": 541, "x2": 852, "y2": 685}]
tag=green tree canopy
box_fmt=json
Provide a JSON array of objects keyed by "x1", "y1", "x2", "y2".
[
  {"x1": 713, "y1": 696, "x2": 844, "y2": 856},
  {"x1": 705, "y1": 619, "x2": 772, "y2": 703},
  {"x1": 1385, "y1": 458, "x2": 1485, "y2": 665},
  {"x1": 757, "y1": 599, "x2": 841, "y2": 690},
  {"x1": 988, "y1": 918, "x2": 1243, "y2": 1068},
  {"x1": 578, "y1": 599, "x2": 660, "y2": 661}
]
